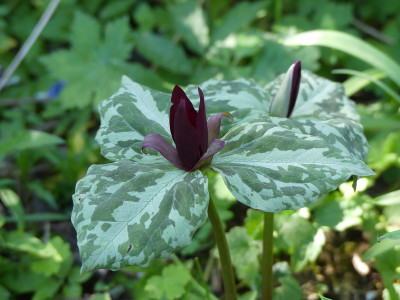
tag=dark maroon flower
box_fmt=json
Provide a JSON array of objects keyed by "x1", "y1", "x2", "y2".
[
  {"x1": 269, "y1": 60, "x2": 301, "y2": 118},
  {"x1": 142, "y1": 85, "x2": 233, "y2": 171}
]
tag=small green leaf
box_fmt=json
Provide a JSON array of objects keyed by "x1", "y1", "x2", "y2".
[
  {"x1": 144, "y1": 263, "x2": 192, "y2": 299},
  {"x1": 274, "y1": 276, "x2": 303, "y2": 300},
  {"x1": 374, "y1": 190, "x2": 400, "y2": 206},
  {"x1": 62, "y1": 283, "x2": 82, "y2": 299},
  {"x1": 70, "y1": 11, "x2": 101, "y2": 56},
  {"x1": 4, "y1": 232, "x2": 51, "y2": 258},
  {"x1": 253, "y1": 39, "x2": 319, "y2": 85},
  {"x1": 31, "y1": 236, "x2": 73, "y2": 278},
  {"x1": 211, "y1": 1, "x2": 264, "y2": 42},
  {"x1": 99, "y1": 0, "x2": 136, "y2": 20},
  {"x1": 0, "y1": 130, "x2": 64, "y2": 154},
  {"x1": 41, "y1": 13, "x2": 141, "y2": 109},
  {"x1": 363, "y1": 238, "x2": 400, "y2": 260},
  {"x1": 276, "y1": 215, "x2": 325, "y2": 272},
  {"x1": 0, "y1": 189, "x2": 25, "y2": 231},
  {"x1": 0, "y1": 285, "x2": 10, "y2": 300},
  {"x1": 72, "y1": 159, "x2": 209, "y2": 271},
  {"x1": 319, "y1": 295, "x2": 333, "y2": 300},
  {"x1": 32, "y1": 278, "x2": 63, "y2": 300},
  {"x1": 133, "y1": 32, "x2": 193, "y2": 75},
  {"x1": 380, "y1": 230, "x2": 400, "y2": 240},
  {"x1": 88, "y1": 293, "x2": 112, "y2": 300},
  {"x1": 226, "y1": 227, "x2": 261, "y2": 284},
  {"x1": 238, "y1": 291, "x2": 258, "y2": 300},
  {"x1": 170, "y1": 0, "x2": 209, "y2": 55}
]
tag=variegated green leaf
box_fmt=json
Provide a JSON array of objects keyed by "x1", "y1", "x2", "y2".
[
  {"x1": 252, "y1": 116, "x2": 369, "y2": 161},
  {"x1": 96, "y1": 76, "x2": 171, "y2": 161},
  {"x1": 96, "y1": 71, "x2": 363, "y2": 162},
  {"x1": 211, "y1": 120, "x2": 374, "y2": 212},
  {"x1": 72, "y1": 158, "x2": 208, "y2": 271}
]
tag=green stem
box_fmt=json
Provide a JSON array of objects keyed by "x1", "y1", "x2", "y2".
[
  {"x1": 262, "y1": 212, "x2": 274, "y2": 300},
  {"x1": 207, "y1": 196, "x2": 237, "y2": 300},
  {"x1": 0, "y1": 0, "x2": 61, "y2": 92}
]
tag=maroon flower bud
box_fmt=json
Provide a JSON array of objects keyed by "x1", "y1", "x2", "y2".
[
  {"x1": 269, "y1": 60, "x2": 301, "y2": 118},
  {"x1": 142, "y1": 85, "x2": 232, "y2": 171}
]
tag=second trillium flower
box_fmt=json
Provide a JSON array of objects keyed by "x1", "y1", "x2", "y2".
[{"x1": 142, "y1": 85, "x2": 232, "y2": 171}]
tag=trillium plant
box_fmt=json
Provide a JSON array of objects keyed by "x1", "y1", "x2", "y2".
[{"x1": 72, "y1": 61, "x2": 374, "y2": 300}]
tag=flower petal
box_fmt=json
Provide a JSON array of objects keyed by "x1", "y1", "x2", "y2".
[
  {"x1": 288, "y1": 60, "x2": 301, "y2": 118},
  {"x1": 174, "y1": 100, "x2": 202, "y2": 170},
  {"x1": 196, "y1": 87, "x2": 209, "y2": 154},
  {"x1": 170, "y1": 85, "x2": 197, "y2": 139},
  {"x1": 142, "y1": 133, "x2": 186, "y2": 170},
  {"x1": 190, "y1": 139, "x2": 226, "y2": 171},
  {"x1": 207, "y1": 112, "x2": 234, "y2": 145}
]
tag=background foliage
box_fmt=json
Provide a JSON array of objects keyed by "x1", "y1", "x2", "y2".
[{"x1": 0, "y1": 0, "x2": 400, "y2": 299}]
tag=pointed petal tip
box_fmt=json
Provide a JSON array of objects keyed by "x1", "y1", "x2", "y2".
[
  {"x1": 207, "y1": 112, "x2": 234, "y2": 144},
  {"x1": 223, "y1": 112, "x2": 234, "y2": 123}
]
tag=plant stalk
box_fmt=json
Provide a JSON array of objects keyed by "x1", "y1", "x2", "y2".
[
  {"x1": 262, "y1": 212, "x2": 274, "y2": 300},
  {"x1": 0, "y1": 0, "x2": 61, "y2": 92},
  {"x1": 207, "y1": 195, "x2": 237, "y2": 300}
]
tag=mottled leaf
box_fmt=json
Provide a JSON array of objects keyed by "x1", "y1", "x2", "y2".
[
  {"x1": 211, "y1": 120, "x2": 374, "y2": 212},
  {"x1": 185, "y1": 78, "x2": 269, "y2": 135},
  {"x1": 95, "y1": 76, "x2": 171, "y2": 161},
  {"x1": 251, "y1": 116, "x2": 369, "y2": 162},
  {"x1": 72, "y1": 158, "x2": 208, "y2": 271}
]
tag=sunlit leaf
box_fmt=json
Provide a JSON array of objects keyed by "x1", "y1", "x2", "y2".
[
  {"x1": 0, "y1": 189, "x2": 25, "y2": 231},
  {"x1": 0, "y1": 130, "x2": 64, "y2": 154},
  {"x1": 170, "y1": 0, "x2": 209, "y2": 55}
]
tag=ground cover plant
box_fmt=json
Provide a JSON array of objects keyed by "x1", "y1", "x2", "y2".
[{"x1": 1, "y1": 0, "x2": 400, "y2": 299}]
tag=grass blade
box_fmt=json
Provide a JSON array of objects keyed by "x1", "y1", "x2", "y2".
[
  {"x1": 332, "y1": 69, "x2": 400, "y2": 104},
  {"x1": 285, "y1": 30, "x2": 400, "y2": 87}
]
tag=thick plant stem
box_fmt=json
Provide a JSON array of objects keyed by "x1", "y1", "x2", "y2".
[
  {"x1": 208, "y1": 196, "x2": 237, "y2": 300},
  {"x1": 262, "y1": 212, "x2": 274, "y2": 300}
]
